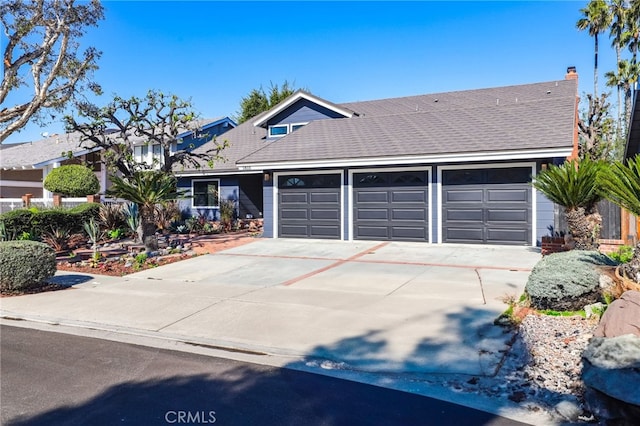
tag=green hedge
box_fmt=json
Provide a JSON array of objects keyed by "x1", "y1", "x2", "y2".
[
  {"x1": 0, "y1": 240, "x2": 56, "y2": 292},
  {"x1": 43, "y1": 164, "x2": 99, "y2": 197},
  {"x1": 0, "y1": 203, "x2": 100, "y2": 237}
]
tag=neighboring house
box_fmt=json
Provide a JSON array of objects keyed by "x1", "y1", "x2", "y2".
[
  {"x1": 176, "y1": 68, "x2": 580, "y2": 246},
  {"x1": 0, "y1": 132, "x2": 104, "y2": 199},
  {"x1": 0, "y1": 117, "x2": 235, "y2": 202}
]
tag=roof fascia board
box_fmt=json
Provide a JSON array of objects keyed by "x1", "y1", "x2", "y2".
[
  {"x1": 252, "y1": 92, "x2": 354, "y2": 128},
  {"x1": 175, "y1": 169, "x2": 263, "y2": 177},
  {"x1": 237, "y1": 148, "x2": 573, "y2": 170},
  {"x1": 33, "y1": 146, "x2": 103, "y2": 169},
  {"x1": 177, "y1": 117, "x2": 237, "y2": 139}
]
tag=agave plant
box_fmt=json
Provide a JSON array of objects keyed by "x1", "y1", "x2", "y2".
[
  {"x1": 122, "y1": 202, "x2": 140, "y2": 240},
  {"x1": 82, "y1": 217, "x2": 102, "y2": 261},
  {"x1": 533, "y1": 158, "x2": 605, "y2": 250}
]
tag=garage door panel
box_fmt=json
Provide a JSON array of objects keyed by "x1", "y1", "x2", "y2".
[
  {"x1": 310, "y1": 192, "x2": 340, "y2": 204},
  {"x1": 310, "y1": 225, "x2": 341, "y2": 238},
  {"x1": 391, "y1": 190, "x2": 427, "y2": 203},
  {"x1": 392, "y1": 208, "x2": 427, "y2": 221},
  {"x1": 487, "y1": 209, "x2": 528, "y2": 222},
  {"x1": 487, "y1": 228, "x2": 529, "y2": 243},
  {"x1": 310, "y1": 209, "x2": 340, "y2": 220},
  {"x1": 446, "y1": 189, "x2": 483, "y2": 203},
  {"x1": 281, "y1": 193, "x2": 308, "y2": 204},
  {"x1": 392, "y1": 227, "x2": 428, "y2": 240},
  {"x1": 280, "y1": 209, "x2": 308, "y2": 220},
  {"x1": 280, "y1": 225, "x2": 309, "y2": 237},
  {"x1": 353, "y1": 171, "x2": 429, "y2": 242},
  {"x1": 357, "y1": 208, "x2": 389, "y2": 220},
  {"x1": 446, "y1": 209, "x2": 483, "y2": 222},
  {"x1": 355, "y1": 226, "x2": 390, "y2": 239},
  {"x1": 446, "y1": 227, "x2": 484, "y2": 241},
  {"x1": 356, "y1": 191, "x2": 389, "y2": 203},
  {"x1": 487, "y1": 189, "x2": 529, "y2": 202}
]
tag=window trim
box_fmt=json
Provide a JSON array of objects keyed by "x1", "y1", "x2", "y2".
[
  {"x1": 191, "y1": 178, "x2": 221, "y2": 208},
  {"x1": 268, "y1": 124, "x2": 289, "y2": 137},
  {"x1": 290, "y1": 122, "x2": 308, "y2": 132}
]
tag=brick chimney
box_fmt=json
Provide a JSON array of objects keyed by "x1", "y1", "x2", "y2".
[{"x1": 566, "y1": 66, "x2": 580, "y2": 160}]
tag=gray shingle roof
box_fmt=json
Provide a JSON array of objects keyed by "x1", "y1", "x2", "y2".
[
  {"x1": 237, "y1": 79, "x2": 578, "y2": 166},
  {"x1": 0, "y1": 132, "x2": 94, "y2": 169},
  {"x1": 176, "y1": 119, "x2": 270, "y2": 174}
]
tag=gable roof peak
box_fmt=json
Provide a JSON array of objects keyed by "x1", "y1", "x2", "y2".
[{"x1": 252, "y1": 90, "x2": 356, "y2": 128}]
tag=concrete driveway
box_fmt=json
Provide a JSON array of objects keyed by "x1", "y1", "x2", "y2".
[{"x1": 0, "y1": 239, "x2": 541, "y2": 377}]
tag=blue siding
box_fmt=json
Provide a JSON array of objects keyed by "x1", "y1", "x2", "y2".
[
  {"x1": 536, "y1": 191, "x2": 555, "y2": 245},
  {"x1": 268, "y1": 99, "x2": 346, "y2": 127},
  {"x1": 262, "y1": 177, "x2": 274, "y2": 238},
  {"x1": 177, "y1": 176, "x2": 239, "y2": 220},
  {"x1": 179, "y1": 120, "x2": 234, "y2": 151}
]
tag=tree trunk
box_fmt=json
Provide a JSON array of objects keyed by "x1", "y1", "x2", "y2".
[
  {"x1": 139, "y1": 205, "x2": 158, "y2": 252},
  {"x1": 565, "y1": 207, "x2": 601, "y2": 250}
]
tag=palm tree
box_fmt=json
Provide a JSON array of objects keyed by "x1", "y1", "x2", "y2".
[
  {"x1": 577, "y1": 0, "x2": 612, "y2": 96},
  {"x1": 107, "y1": 171, "x2": 184, "y2": 252},
  {"x1": 605, "y1": 59, "x2": 640, "y2": 133},
  {"x1": 599, "y1": 155, "x2": 640, "y2": 280},
  {"x1": 533, "y1": 159, "x2": 605, "y2": 250},
  {"x1": 623, "y1": 0, "x2": 640, "y2": 65},
  {"x1": 609, "y1": 0, "x2": 628, "y2": 132}
]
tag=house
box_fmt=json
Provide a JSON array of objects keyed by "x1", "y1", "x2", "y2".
[
  {"x1": 0, "y1": 117, "x2": 235, "y2": 204},
  {"x1": 176, "y1": 68, "x2": 580, "y2": 246}
]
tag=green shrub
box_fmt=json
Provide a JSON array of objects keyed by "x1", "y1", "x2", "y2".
[
  {"x1": 608, "y1": 245, "x2": 634, "y2": 264},
  {"x1": 0, "y1": 209, "x2": 36, "y2": 237},
  {"x1": 43, "y1": 164, "x2": 99, "y2": 197},
  {"x1": 525, "y1": 250, "x2": 616, "y2": 311},
  {"x1": 0, "y1": 241, "x2": 57, "y2": 292},
  {"x1": 0, "y1": 204, "x2": 100, "y2": 238}
]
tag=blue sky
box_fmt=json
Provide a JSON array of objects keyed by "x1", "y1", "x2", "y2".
[{"x1": 3, "y1": 1, "x2": 619, "y2": 144}]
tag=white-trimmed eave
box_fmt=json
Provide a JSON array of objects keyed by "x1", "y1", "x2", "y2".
[
  {"x1": 174, "y1": 169, "x2": 264, "y2": 177},
  {"x1": 237, "y1": 147, "x2": 573, "y2": 170},
  {"x1": 32, "y1": 146, "x2": 103, "y2": 169},
  {"x1": 252, "y1": 92, "x2": 355, "y2": 128}
]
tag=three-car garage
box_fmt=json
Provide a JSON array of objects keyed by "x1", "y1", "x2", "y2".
[{"x1": 274, "y1": 164, "x2": 535, "y2": 245}]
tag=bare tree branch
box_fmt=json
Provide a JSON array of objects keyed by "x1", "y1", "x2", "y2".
[
  {"x1": 64, "y1": 90, "x2": 228, "y2": 181},
  {"x1": 0, "y1": 0, "x2": 103, "y2": 143}
]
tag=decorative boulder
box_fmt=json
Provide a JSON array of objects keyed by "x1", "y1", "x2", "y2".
[
  {"x1": 593, "y1": 290, "x2": 640, "y2": 338},
  {"x1": 525, "y1": 251, "x2": 616, "y2": 311},
  {"x1": 582, "y1": 291, "x2": 640, "y2": 423}
]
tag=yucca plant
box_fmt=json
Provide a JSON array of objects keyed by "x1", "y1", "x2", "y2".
[
  {"x1": 107, "y1": 171, "x2": 185, "y2": 252},
  {"x1": 599, "y1": 155, "x2": 640, "y2": 280},
  {"x1": 533, "y1": 158, "x2": 605, "y2": 250}
]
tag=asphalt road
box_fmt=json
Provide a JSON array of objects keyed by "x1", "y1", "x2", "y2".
[{"x1": 0, "y1": 325, "x2": 530, "y2": 426}]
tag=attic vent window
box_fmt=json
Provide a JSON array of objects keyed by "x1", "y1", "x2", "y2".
[
  {"x1": 268, "y1": 122, "x2": 307, "y2": 138},
  {"x1": 269, "y1": 125, "x2": 288, "y2": 137}
]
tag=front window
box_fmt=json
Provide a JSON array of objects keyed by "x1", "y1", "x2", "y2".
[
  {"x1": 134, "y1": 145, "x2": 148, "y2": 163},
  {"x1": 193, "y1": 180, "x2": 220, "y2": 207}
]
